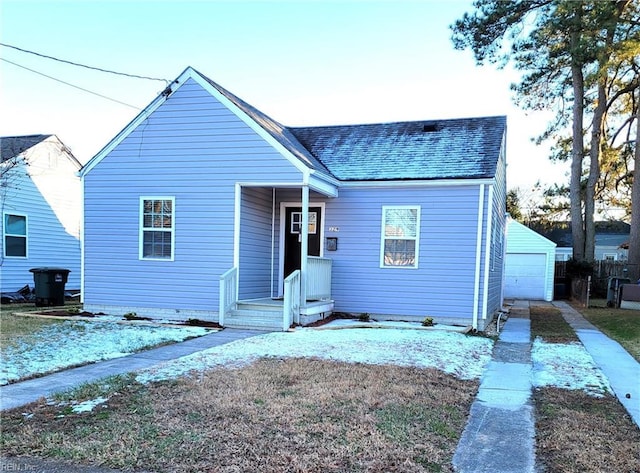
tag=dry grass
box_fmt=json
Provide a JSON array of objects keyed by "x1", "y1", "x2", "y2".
[
  {"x1": 0, "y1": 306, "x2": 66, "y2": 349},
  {"x1": 1, "y1": 358, "x2": 478, "y2": 472},
  {"x1": 534, "y1": 388, "x2": 640, "y2": 473},
  {"x1": 529, "y1": 305, "x2": 579, "y2": 343}
]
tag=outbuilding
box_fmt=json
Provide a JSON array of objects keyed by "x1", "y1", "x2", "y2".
[{"x1": 504, "y1": 218, "x2": 556, "y2": 301}]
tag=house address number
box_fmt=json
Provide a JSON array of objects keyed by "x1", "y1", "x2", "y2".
[{"x1": 329, "y1": 226, "x2": 339, "y2": 232}]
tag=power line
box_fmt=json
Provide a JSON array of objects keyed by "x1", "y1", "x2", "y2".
[
  {"x1": 0, "y1": 42, "x2": 168, "y2": 83},
  {"x1": 1, "y1": 58, "x2": 142, "y2": 110}
]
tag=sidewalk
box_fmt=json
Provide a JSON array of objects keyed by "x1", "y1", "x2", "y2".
[
  {"x1": 553, "y1": 300, "x2": 640, "y2": 427},
  {"x1": 453, "y1": 299, "x2": 640, "y2": 473},
  {"x1": 453, "y1": 299, "x2": 536, "y2": 473},
  {"x1": 0, "y1": 328, "x2": 265, "y2": 411}
]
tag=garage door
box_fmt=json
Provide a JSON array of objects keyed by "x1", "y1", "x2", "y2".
[{"x1": 504, "y1": 253, "x2": 547, "y2": 300}]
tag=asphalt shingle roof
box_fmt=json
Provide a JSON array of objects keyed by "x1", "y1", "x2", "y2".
[
  {"x1": 289, "y1": 116, "x2": 506, "y2": 181},
  {"x1": 1, "y1": 135, "x2": 51, "y2": 161},
  {"x1": 192, "y1": 69, "x2": 505, "y2": 182}
]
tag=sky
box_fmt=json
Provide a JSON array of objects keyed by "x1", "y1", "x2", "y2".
[{"x1": 0, "y1": 0, "x2": 568, "y2": 195}]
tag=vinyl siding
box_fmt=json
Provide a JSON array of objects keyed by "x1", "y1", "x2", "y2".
[
  {"x1": 239, "y1": 187, "x2": 275, "y2": 299},
  {"x1": 83, "y1": 78, "x2": 303, "y2": 313},
  {"x1": 486, "y1": 144, "x2": 507, "y2": 315},
  {"x1": 323, "y1": 185, "x2": 483, "y2": 321},
  {"x1": 1, "y1": 138, "x2": 81, "y2": 292}
]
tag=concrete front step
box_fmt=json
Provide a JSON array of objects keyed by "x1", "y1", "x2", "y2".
[{"x1": 225, "y1": 309, "x2": 287, "y2": 331}]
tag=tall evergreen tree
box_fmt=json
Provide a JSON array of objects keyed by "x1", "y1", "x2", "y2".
[{"x1": 451, "y1": 0, "x2": 639, "y2": 265}]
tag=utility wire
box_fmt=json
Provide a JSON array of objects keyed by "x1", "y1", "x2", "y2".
[
  {"x1": 1, "y1": 58, "x2": 142, "y2": 110},
  {"x1": 0, "y1": 42, "x2": 168, "y2": 83}
]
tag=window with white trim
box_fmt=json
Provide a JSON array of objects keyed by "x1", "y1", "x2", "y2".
[
  {"x1": 380, "y1": 206, "x2": 420, "y2": 268},
  {"x1": 140, "y1": 197, "x2": 174, "y2": 260},
  {"x1": 3, "y1": 213, "x2": 27, "y2": 258}
]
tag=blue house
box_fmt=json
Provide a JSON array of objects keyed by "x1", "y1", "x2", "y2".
[{"x1": 80, "y1": 67, "x2": 507, "y2": 331}]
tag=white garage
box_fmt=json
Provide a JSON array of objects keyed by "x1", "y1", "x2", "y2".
[{"x1": 504, "y1": 218, "x2": 556, "y2": 301}]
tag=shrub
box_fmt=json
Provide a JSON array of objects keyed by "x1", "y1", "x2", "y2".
[{"x1": 422, "y1": 317, "x2": 434, "y2": 327}]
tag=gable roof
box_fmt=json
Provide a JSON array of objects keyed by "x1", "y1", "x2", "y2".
[
  {"x1": 194, "y1": 69, "x2": 331, "y2": 176},
  {"x1": 82, "y1": 66, "x2": 506, "y2": 184},
  {"x1": 1, "y1": 135, "x2": 51, "y2": 161},
  {"x1": 290, "y1": 116, "x2": 506, "y2": 181}
]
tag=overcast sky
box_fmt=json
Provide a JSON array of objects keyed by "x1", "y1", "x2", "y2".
[{"x1": 0, "y1": 0, "x2": 567, "y2": 194}]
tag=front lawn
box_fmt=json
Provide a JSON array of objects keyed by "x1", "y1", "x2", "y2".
[{"x1": 1, "y1": 359, "x2": 478, "y2": 472}]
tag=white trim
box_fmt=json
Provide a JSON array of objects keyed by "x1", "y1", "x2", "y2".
[
  {"x1": 80, "y1": 176, "x2": 85, "y2": 303},
  {"x1": 278, "y1": 201, "x2": 326, "y2": 296},
  {"x1": 481, "y1": 185, "x2": 494, "y2": 321},
  {"x1": 80, "y1": 89, "x2": 172, "y2": 177},
  {"x1": 379, "y1": 205, "x2": 421, "y2": 269},
  {"x1": 300, "y1": 186, "x2": 310, "y2": 304},
  {"x1": 2, "y1": 212, "x2": 28, "y2": 259},
  {"x1": 270, "y1": 188, "x2": 276, "y2": 298},
  {"x1": 233, "y1": 183, "x2": 241, "y2": 270},
  {"x1": 341, "y1": 178, "x2": 495, "y2": 188},
  {"x1": 138, "y1": 196, "x2": 175, "y2": 261},
  {"x1": 473, "y1": 184, "x2": 486, "y2": 330}
]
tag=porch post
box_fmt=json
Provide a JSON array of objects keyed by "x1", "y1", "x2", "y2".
[{"x1": 300, "y1": 185, "x2": 309, "y2": 306}]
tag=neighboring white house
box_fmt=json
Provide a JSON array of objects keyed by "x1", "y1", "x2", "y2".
[
  {"x1": 504, "y1": 217, "x2": 556, "y2": 301},
  {"x1": 1, "y1": 135, "x2": 82, "y2": 294}
]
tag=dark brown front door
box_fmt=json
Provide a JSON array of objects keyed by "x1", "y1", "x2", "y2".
[{"x1": 284, "y1": 206, "x2": 322, "y2": 278}]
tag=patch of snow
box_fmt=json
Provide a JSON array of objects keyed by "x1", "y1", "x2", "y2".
[
  {"x1": 136, "y1": 327, "x2": 494, "y2": 384},
  {"x1": 71, "y1": 396, "x2": 108, "y2": 413},
  {"x1": 0, "y1": 320, "x2": 210, "y2": 385},
  {"x1": 531, "y1": 337, "x2": 611, "y2": 397}
]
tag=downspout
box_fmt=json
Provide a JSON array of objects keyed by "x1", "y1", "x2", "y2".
[
  {"x1": 481, "y1": 185, "x2": 494, "y2": 325},
  {"x1": 473, "y1": 184, "x2": 486, "y2": 330},
  {"x1": 78, "y1": 170, "x2": 85, "y2": 304}
]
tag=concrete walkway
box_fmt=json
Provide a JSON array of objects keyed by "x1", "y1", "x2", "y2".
[
  {"x1": 453, "y1": 300, "x2": 536, "y2": 473},
  {"x1": 553, "y1": 300, "x2": 640, "y2": 427},
  {"x1": 0, "y1": 328, "x2": 265, "y2": 411}
]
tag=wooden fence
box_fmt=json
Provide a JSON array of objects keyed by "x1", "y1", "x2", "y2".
[{"x1": 555, "y1": 260, "x2": 639, "y2": 306}]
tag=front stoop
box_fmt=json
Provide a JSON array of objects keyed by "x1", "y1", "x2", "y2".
[{"x1": 224, "y1": 299, "x2": 334, "y2": 331}]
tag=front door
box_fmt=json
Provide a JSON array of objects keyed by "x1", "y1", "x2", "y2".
[{"x1": 284, "y1": 206, "x2": 322, "y2": 278}]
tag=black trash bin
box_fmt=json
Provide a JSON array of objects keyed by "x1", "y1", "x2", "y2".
[{"x1": 29, "y1": 268, "x2": 70, "y2": 307}]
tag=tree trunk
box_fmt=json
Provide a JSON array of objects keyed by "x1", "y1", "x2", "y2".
[
  {"x1": 585, "y1": 80, "x2": 608, "y2": 263},
  {"x1": 570, "y1": 48, "x2": 586, "y2": 262},
  {"x1": 628, "y1": 87, "x2": 640, "y2": 282}
]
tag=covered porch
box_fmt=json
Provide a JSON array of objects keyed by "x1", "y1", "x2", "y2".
[{"x1": 218, "y1": 182, "x2": 337, "y2": 331}]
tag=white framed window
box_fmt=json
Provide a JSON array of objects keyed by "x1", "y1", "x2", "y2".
[
  {"x1": 139, "y1": 197, "x2": 175, "y2": 260},
  {"x1": 380, "y1": 206, "x2": 420, "y2": 268},
  {"x1": 603, "y1": 253, "x2": 617, "y2": 261},
  {"x1": 290, "y1": 211, "x2": 317, "y2": 234},
  {"x1": 3, "y1": 213, "x2": 28, "y2": 258}
]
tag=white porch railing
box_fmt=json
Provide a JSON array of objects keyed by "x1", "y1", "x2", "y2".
[
  {"x1": 307, "y1": 256, "x2": 332, "y2": 301},
  {"x1": 283, "y1": 270, "x2": 301, "y2": 330},
  {"x1": 219, "y1": 266, "x2": 238, "y2": 326}
]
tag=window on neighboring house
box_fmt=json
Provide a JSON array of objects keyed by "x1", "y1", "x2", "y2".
[
  {"x1": 3, "y1": 213, "x2": 27, "y2": 257},
  {"x1": 140, "y1": 197, "x2": 174, "y2": 260},
  {"x1": 380, "y1": 206, "x2": 420, "y2": 268},
  {"x1": 603, "y1": 253, "x2": 617, "y2": 261}
]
